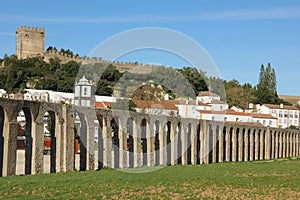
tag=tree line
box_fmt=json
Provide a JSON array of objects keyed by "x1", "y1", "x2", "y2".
[{"x1": 0, "y1": 55, "x2": 291, "y2": 108}]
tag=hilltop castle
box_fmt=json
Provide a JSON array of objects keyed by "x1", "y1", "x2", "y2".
[{"x1": 15, "y1": 26, "x2": 156, "y2": 73}]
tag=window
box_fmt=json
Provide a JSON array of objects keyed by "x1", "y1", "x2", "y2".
[
  {"x1": 84, "y1": 87, "x2": 87, "y2": 95},
  {"x1": 295, "y1": 120, "x2": 298, "y2": 124},
  {"x1": 284, "y1": 119, "x2": 287, "y2": 124},
  {"x1": 269, "y1": 121, "x2": 272, "y2": 125},
  {"x1": 263, "y1": 120, "x2": 266, "y2": 125},
  {"x1": 289, "y1": 111, "x2": 293, "y2": 118},
  {"x1": 279, "y1": 111, "x2": 283, "y2": 117},
  {"x1": 295, "y1": 112, "x2": 298, "y2": 118},
  {"x1": 279, "y1": 119, "x2": 282, "y2": 124},
  {"x1": 284, "y1": 111, "x2": 288, "y2": 118}
]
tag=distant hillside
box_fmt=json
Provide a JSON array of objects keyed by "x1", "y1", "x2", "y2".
[{"x1": 278, "y1": 95, "x2": 300, "y2": 106}]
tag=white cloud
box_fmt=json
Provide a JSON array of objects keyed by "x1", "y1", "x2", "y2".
[{"x1": 1, "y1": 7, "x2": 300, "y2": 24}]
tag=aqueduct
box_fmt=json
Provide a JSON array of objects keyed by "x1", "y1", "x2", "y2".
[{"x1": 0, "y1": 97, "x2": 299, "y2": 176}]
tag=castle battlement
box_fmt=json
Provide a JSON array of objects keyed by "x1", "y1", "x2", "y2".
[{"x1": 16, "y1": 26, "x2": 45, "y2": 33}]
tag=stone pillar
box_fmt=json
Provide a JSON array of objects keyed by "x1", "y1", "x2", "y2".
[
  {"x1": 2, "y1": 121, "x2": 18, "y2": 176},
  {"x1": 118, "y1": 117, "x2": 126, "y2": 169},
  {"x1": 225, "y1": 127, "x2": 230, "y2": 162},
  {"x1": 170, "y1": 121, "x2": 178, "y2": 166},
  {"x1": 203, "y1": 121, "x2": 209, "y2": 164},
  {"x1": 63, "y1": 106, "x2": 74, "y2": 172},
  {"x1": 54, "y1": 117, "x2": 62, "y2": 172},
  {"x1": 181, "y1": 123, "x2": 187, "y2": 165},
  {"x1": 296, "y1": 132, "x2": 300, "y2": 156},
  {"x1": 259, "y1": 130, "x2": 264, "y2": 160},
  {"x1": 282, "y1": 132, "x2": 286, "y2": 158},
  {"x1": 146, "y1": 120, "x2": 154, "y2": 167},
  {"x1": 271, "y1": 130, "x2": 275, "y2": 159},
  {"x1": 254, "y1": 129, "x2": 259, "y2": 160},
  {"x1": 86, "y1": 115, "x2": 95, "y2": 170},
  {"x1": 103, "y1": 118, "x2": 112, "y2": 168},
  {"x1": 211, "y1": 122, "x2": 217, "y2": 163},
  {"x1": 286, "y1": 132, "x2": 290, "y2": 157},
  {"x1": 293, "y1": 133, "x2": 296, "y2": 157},
  {"x1": 279, "y1": 132, "x2": 282, "y2": 158},
  {"x1": 244, "y1": 128, "x2": 249, "y2": 162},
  {"x1": 275, "y1": 132, "x2": 279, "y2": 159},
  {"x1": 238, "y1": 128, "x2": 243, "y2": 162},
  {"x1": 290, "y1": 132, "x2": 294, "y2": 157},
  {"x1": 133, "y1": 119, "x2": 141, "y2": 168},
  {"x1": 249, "y1": 129, "x2": 254, "y2": 161},
  {"x1": 232, "y1": 127, "x2": 237, "y2": 162},
  {"x1": 265, "y1": 127, "x2": 270, "y2": 160},
  {"x1": 31, "y1": 121, "x2": 44, "y2": 174},
  {"x1": 218, "y1": 126, "x2": 224, "y2": 163},
  {"x1": 199, "y1": 121, "x2": 205, "y2": 164},
  {"x1": 190, "y1": 123, "x2": 197, "y2": 165}
]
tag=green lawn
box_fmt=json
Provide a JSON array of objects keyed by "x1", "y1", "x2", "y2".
[{"x1": 1, "y1": 158, "x2": 300, "y2": 199}]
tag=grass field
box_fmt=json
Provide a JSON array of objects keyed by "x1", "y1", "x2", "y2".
[{"x1": 0, "y1": 158, "x2": 300, "y2": 199}]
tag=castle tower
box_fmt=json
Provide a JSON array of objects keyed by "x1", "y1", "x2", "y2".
[{"x1": 16, "y1": 26, "x2": 45, "y2": 59}]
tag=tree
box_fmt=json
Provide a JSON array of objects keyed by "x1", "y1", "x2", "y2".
[
  {"x1": 254, "y1": 63, "x2": 286, "y2": 105},
  {"x1": 176, "y1": 67, "x2": 208, "y2": 95}
]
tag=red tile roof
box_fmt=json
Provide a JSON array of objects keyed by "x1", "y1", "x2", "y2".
[
  {"x1": 263, "y1": 104, "x2": 299, "y2": 110},
  {"x1": 198, "y1": 91, "x2": 220, "y2": 97},
  {"x1": 94, "y1": 101, "x2": 111, "y2": 109},
  {"x1": 133, "y1": 100, "x2": 178, "y2": 110}
]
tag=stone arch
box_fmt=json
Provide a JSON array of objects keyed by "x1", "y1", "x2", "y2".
[
  {"x1": 235, "y1": 127, "x2": 240, "y2": 162},
  {"x1": 0, "y1": 106, "x2": 4, "y2": 176},
  {"x1": 111, "y1": 117, "x2": 119, "y2": 168}
]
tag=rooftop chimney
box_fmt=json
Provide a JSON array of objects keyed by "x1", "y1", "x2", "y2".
[{"x1": 280, "y1": 103, "x2": 283, "y2": 109}]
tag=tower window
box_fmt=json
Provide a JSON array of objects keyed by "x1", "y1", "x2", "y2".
[{"x1": 84, "y1": 87, "x2": 87, "y2": 95}]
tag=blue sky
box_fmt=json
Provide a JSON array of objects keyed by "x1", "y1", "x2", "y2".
[{"x1": 1, "y1": 1, "x2": 300, "y2": 95}]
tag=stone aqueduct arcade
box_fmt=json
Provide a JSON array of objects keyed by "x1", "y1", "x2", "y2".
[{"x1": 0, "y1": 97, "x2": 300, "y2": 176}]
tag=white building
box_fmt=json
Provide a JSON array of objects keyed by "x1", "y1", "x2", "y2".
[
  {"x1": 196, "y1": 91, "x2": 220, "y2": 104},
  {"x1": 133, "y1": 100, "x2": 178, "y2": 116},
  {"x1": 260, "y1": 104, "x2": 300, "y2": 128},
  {"x1": 173, "y1": 99, "x2": 211, "y2": 119}
]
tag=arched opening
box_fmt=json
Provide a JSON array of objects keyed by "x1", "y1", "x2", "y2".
[
  {"x1": 0, "y1": 106, "x2": 4, "y2": 177},
  {"x1": 166, "y1": 121, "x2": 171, "y2": 166},
  {"x1": 177, "y1": 122, "x2": 182, "y2": 164},
  {"x1": 127, "y1": 118, "x2": 134, "y2": 168},
  {"x1": 16, "y1": 107, "x2": 32, "y2": 175},
  {"x1": 43, "y1": 111, "x2": 57, "y2": 173},
  {"x1": 154, "y1": 120, "x2": 160, "y2": 166},
  {"x1": 96, "y1": 114, "x2": 104, "y2": 170},
  {"x1": 187, "y1": 123, "x2": 192, "y2": 165},
  {"x1": 141, "y1": 119, "x2": 147, "y2": 166},
  {"x1": 235, "y1": 128, "x2": 240, "y2": 162},
  {"x1": 223, "y1": 126, "x2": 226, "y2": 162},
  {"x1": 111, "y1": 118, "x2": 119, "y2": 169},
  {"x1": 247, "y1": 129, "x2": 251, "y2": 161},
  {"x1": 229, "y1": 127, "x2": 233, "y2": 162},
  {"x1": 215, "y1": 125, "x2": 220, "y2": 163}
]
